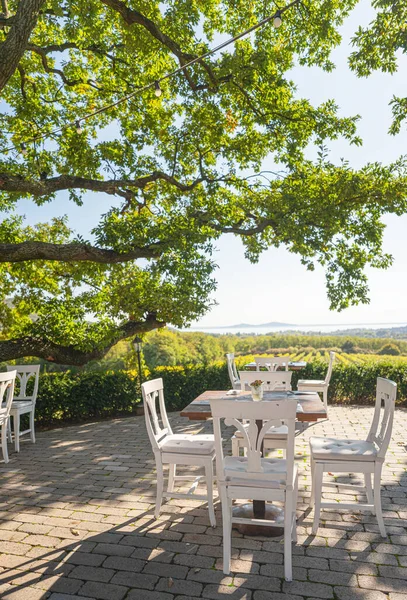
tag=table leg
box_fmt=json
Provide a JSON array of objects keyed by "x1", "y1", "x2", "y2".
[{"x1": 253, "y1": 419, "x2": 266, "y2": 520}]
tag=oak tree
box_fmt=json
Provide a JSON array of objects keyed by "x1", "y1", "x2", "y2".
[{"x1": 1, "y1": 0, "x2": 407, "y2": 364}]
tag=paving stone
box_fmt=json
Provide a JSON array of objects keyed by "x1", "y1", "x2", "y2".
[
  {"x1": 335, "y1": 588, "x2": 390, "y2": 600},
  {"x1": 378, "y1": 564, "x2": 407, "y2": 580},
  {"x1": 202, "y1": 584, "x2": 252, "y2": 599},
  {"x1": 0, "y1": 541, "x2": 32, "y2": 555},
  {"x1": 0, "y1": 587, "x2": 49, "y2": 600},
  {"x1": 0, "y1": 407, "x2": 405, "y2": 599},
  {"x1": 49, "y1": 595, "x2": 94, "y2": 600},
  {"x1": 68, "y1": 565, "x2": 115, "y2": 583},
  {"x1": 102, "y1": 555, "x2": 145, "y2": 572},
  {"x1": 92, "y1": 542, "x2": 133, "y2": 557},
  {"x1": 234, "y1": 574, "x2": 281, "y2": 591},
  {"x1": 173, "y1": 553, "x2": 214, "y2": 568},
  {"x1": 143, "y1": 561, "x2": 188, "y2": 579},
  {"x1": 34, "y1": 574, "x2": 83, "y2": 594},
  {"x1": 187, "y1": 567, "x2": 233, "y2": 585},
  {"x1": 358, "y1": 575, "x2": 407, "y2": 593},
  {"x1": 282, "y1": 580, "x2": 334, "y2": 598},
  {"x1": 126, "y1": 591, "x2": 173, "y2": 600},
  {"x1": 78, "y1": 581, "x2": 128, "y2": 600},
  {"x1": 308, "y1": 569, "x2": 358, "y2": 586},
  {"x1": 330, "y1": 559, "x2": 378, "y2": 575},
  {"x1": 66, "y1": 551, "x2": 106, "y2": 567},
  {"x1": 156, "y1": 577, "x2": 203, "y2": 596},
  {"x1": 111, "y1": 570, "x2": 158, "y2": 589},
  {"x1": 253, "y1": 593, "x2": 303, "y2": 600}
]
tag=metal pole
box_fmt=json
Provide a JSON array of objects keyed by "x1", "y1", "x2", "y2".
[{"x1": 137, "y1": 347, "x2": 142, "y2": 395}]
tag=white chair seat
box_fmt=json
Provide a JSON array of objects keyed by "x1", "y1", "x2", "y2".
[
  {"x1": 310, "y1": 436, "x2": 377, "y2": 462},
  {"x1": 10, "y1": 401, "x2": 34, "y2": 411},
  {"x1": 234, "y1": 424, "x2": 288, "y2": 440},
  {"x1": 298, "y1": 380, "x2": 325, "y2": 386},
  {"x1": 161, "y1": 434, "x2": 215, "y2": 455},
  {"x1": 224, "y1": 456, "x2": 296, "y2": 488}
]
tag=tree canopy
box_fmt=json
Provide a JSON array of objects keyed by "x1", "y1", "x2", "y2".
[
  {"x1": 349, "y1": 0, "x2": 407, "y2": 134},
  {"x1": 1, "y1": 0, "x2": 407, "y2": 365}
]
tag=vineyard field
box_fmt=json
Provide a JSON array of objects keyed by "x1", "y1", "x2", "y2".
[{"x1": 255, "y1": 350, "x2": 407, "y2": 366}]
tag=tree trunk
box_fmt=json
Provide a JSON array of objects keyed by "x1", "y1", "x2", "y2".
[
  {"x1": 0, "y1": 314, "x2": 166, "y2": 365},
  {"x1": 0, "y1": 0, "x2": 45, "y2": 93}
]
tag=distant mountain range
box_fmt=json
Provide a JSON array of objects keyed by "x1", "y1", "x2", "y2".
[{"x1": 202, "y1": 321, "x2": 295, "y2": 329}]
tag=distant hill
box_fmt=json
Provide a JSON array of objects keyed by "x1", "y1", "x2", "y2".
[{"x1": 207, "y1": 321, "x2": 295, "y2": 329}]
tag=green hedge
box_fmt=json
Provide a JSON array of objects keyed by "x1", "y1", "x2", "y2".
[
  {"x1": 151, "y1": 359, "x2": 407, "y2": 410},
  {"x1": 149, "y1": 362, "x2": 230, "y2": 412},
  {"x1": 28, "y1": 357, "x2": 407, "y2": 427},
  {"x1": 36, "y1": 371, "x2": 141, "y2": 426}
]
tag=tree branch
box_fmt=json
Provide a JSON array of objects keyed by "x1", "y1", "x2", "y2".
[
  {"x1": 0, "y1": 0, "x2": 45, "y2": 93},
  {"x1": 99, "y1": 0, "x2": 195, "y2": 64},
  {"x1": 0, "y1": 313, "x2": 166, "y2": 365},
  {"x1": 0, "y1": 171, "x2": 212, "y2": 198},
  {"x1": 98, "y1": 0, "x2": 219, "y2": 90},
  {"x1": 0, "y1": 241, "x2": 163, "y2": 263}
]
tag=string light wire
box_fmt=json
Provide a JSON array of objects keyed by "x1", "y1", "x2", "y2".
[{"x1": 2, "y1": 2, "x2": 297, "y2": 155}]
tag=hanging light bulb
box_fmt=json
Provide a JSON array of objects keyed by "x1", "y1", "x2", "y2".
[
  {"x1": 154, "y1": 81, "x2": 162, "y2": 97},
  {"x1": 273, "y1": 10, "x2": 282, "y2": 28},
  {"x1": 75, "y1": 120, "x2": 83, "y2": 134},
  {"x1": 20, "y1": 143, "x2": 27, "y2": 156}
]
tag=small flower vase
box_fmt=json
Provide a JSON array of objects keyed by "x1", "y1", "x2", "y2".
[{"x1": 250, "y1": 384, "x2": 263, "y2": 401}]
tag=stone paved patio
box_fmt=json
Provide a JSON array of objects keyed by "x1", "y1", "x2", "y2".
[{"x1": 0, "y1": 405, "x2": 406, "y2": 600}]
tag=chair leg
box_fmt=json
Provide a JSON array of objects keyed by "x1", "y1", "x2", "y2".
[
  {"x1": 309, "y1": 456, "x2": 315, "y2": 508},
  {"x1": 292, "y1": 475, "x2": 298, "y2": 543},
  {"x1": 205, "y1": 461, "x2": 216, "y2": 528},
  {"x1": 155, "y1": 458, "x2": 164, "y2": 519},
  {"x1": 1, "y1": 422, "x2": 9, "y2": 463},
  {"x1": 364, "y1": 473, "x2": 374, "y2": 513},
  {"x1": 14, "y1": 413, "x2": 20, "y2": 453},
  {"x1": 29, "y1": 409, "x2": 36, "y2": 443},
  {"x1": 373, "y1": 463, "x2": 386, "y2": 537},
  {"x1": 284, "y1": 490, "x2": 293, "y2": 581},
  {"x1": 167, "y1": 464, "x2": 176, "y2": 493},
  {"x1": 7, "y1": 419, "x2": 12, "y2": 443},
  {"x1": 323, "y1": 388, "x2": 328, "y2": 411},
  {"x1": 312, "y1": 463, "x2": 324, "y2": 535},
  {"x1": 220, "y1": 488, "x2": 231, "y2": 575}
]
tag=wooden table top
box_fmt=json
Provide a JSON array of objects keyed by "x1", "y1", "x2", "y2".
[
  {"x1": 244, "y1": 361, "x2": 307, "y2": 371},
  {"x1": 180, "y1": 390, "x2": 326, "y2": 422}
]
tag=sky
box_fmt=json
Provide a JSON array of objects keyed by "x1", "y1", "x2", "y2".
[
  {"x1": 194, "y1": 0, "x2": 407, "y2": 327},
  {"x1": 15, "y1": 0, "x2": 407, "y2": 328}
]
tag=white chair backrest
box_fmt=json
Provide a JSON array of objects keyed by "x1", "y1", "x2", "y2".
[
  {"x1": 211, "y1": 398, "x2": 297, "y2": 487},
  {"x1": 141, "y1": 378, "x2": 173, "y2": 452},
  {"x1": 255, "y1": 356, "x2": 289, "y2": 372},
  {"x1": 367, "y1": 377, "x2": 396, "y2": 459},
  {"x1": 226, "y1": 353, "x2": 240, "y2": 387},
  {"x1": 239, "y1": 370, "x2": 292, "y2": 392},
  {"x1": 7, "y1": 365, "x2": 40, "y2": 402},
  {"x1": 324, "y1": 352, "x2": 335, "y2": 385},
  {"x1": 0, "y1": 370, "x2": 17, "y2": 416}
]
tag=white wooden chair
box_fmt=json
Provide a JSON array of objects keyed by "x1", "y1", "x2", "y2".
[
  {"x1": 211, "y1": 397, "x2": 298, "y2": 581},
  {"x1": 142, "y1": 378, "x2": 216, "y2": 527},
  {"x1": 255, "y1": 356, "x2": 289, "y2": 371},
  {"x1": 0, "y1": 370, "x2": 17, "y2": 463},
  {"x1": 297, "y1": 351, "x2": 335, "y2": 411},
  {"x1": 7, "y1": 365, "x2": 40, "y2": 452},
  {"x1": 226, "y1": 353, "x2": 240, "y2": 389},
  {"x1": 232, "y1": 371, "x2": 293, "y2": 457},
  {"x1": 239, "y1": 370, "x2": 293, "y2": 392},
  {"x1": 309, "y1": 377, "x2": 396, "y2": 537}
]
